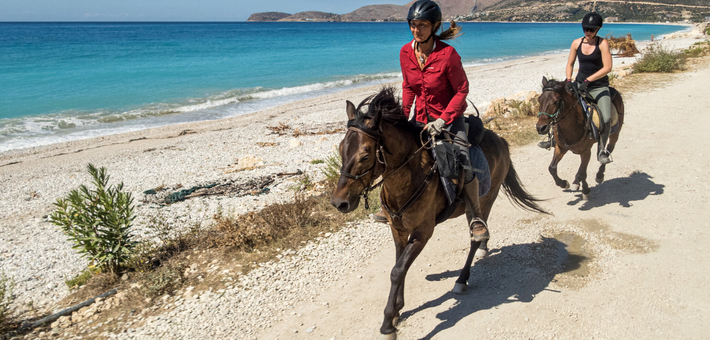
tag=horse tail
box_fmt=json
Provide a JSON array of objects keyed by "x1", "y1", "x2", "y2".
[{"x1": 501, "y1": 161, "x2": 549, "y2": 215}]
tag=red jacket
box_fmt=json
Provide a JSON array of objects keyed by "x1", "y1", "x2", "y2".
[{"x1": 400, "y1": 39, "x2": 469, "y2": 125}]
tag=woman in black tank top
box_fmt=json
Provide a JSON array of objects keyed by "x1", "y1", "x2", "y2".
[{"x1": 564, "y1": 12, "x2": 614, "y2": 164}]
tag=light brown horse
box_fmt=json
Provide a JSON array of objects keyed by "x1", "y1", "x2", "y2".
[
  {"x1": 330, "y1": 87, "x2": 546, "y2": 339},
  {"x1": 536, "y1": 77, "x2": 625, "y2": 200}
]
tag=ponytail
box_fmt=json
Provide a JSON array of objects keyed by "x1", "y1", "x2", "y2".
[{"x1": 436, "y1": 20, "x2": 463, "y2": 41}]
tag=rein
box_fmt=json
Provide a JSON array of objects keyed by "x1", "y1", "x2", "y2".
[{"x1": 340, "y1": 126, "x2": 433, "y2": 211}]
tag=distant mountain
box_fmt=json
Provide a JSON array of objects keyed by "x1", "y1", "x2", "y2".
[
  {"x1": 464, "y1": 0, "x2": 710, "y2": 22},
  {"x1": 246, "y1": 12, "x2": 291, "y2": 21},
  {"x1": 247, "y1": 0, "x2": 710, "y2": 23},
  {"x1": 339, "y1": 5, "x2": 409, "y2": 22},
  {"x1": 247, "y1": 0, "x2": 507, "y2": 22}
]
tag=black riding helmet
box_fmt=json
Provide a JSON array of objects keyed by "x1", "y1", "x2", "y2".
[
  {"x1": 407, "y1": 0, "x2": 442, "y2": 24},
  {"x1": 581, "y1": 12, "x2": 603, "y2": 29},
  {"x1": 407, "y1": 0, "x2": 442, "y2": 43}
]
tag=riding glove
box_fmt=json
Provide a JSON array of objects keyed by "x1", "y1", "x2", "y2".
[
  {"x1": 578, "y1": 80, "x2": 589, "y2": 93},
  {"x1": 424, "y1": 118, "x2": 446, "y2": 136},
  {"x1": 565, "y1": 80, "x2": 575, "y2": 93}
]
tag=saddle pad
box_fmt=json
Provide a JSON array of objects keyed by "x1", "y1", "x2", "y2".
[
  {"x1": 591, "y1": 104, "x2": 619, "y2": 129},
  {"x1": 470, "y1": 145, "x2": 491, "y2": 197},
  {"x1": 590, "y1": 103, "x2": 620, "y2": 139},
  {"x1": 439, "y1": 145, "x2": 491, "y2": 205}
]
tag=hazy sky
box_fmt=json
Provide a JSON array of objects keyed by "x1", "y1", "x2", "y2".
[{"x1": 1, "y1": 0, "x2": 414, "y2": 22}]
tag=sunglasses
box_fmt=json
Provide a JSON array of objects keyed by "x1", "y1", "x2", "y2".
[{"x1": 584, "y1": 27, "x2": 597, "y2": 33}]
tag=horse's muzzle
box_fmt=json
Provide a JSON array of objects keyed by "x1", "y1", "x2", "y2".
[
  {"x1": 331, "y1": 193, "x2": 359, "y2": 213},
  {"x1": 536, "y1": 124, "x2": 549, "y2": 135}
]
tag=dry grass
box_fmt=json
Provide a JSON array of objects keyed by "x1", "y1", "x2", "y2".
[
  {"x1": 607, "y1": 34, "x2": 640, "y2": 57},
  {"x1": 486, "y1": 116, "x2": 540, "y2": 147}
]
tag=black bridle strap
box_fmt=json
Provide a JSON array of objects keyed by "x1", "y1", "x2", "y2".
[
  {"x1": 341, "y1": 126, "x2": 435, "y2": 212},
  {"x1": 540, "y1": 87, "x2": 587, "y2": 148},
  {"x1": 381, "y1": 162, "x2": 438, "y2": 220}
]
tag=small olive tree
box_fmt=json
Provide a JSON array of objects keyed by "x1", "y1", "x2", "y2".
[{"x1": 50, "y1": 164, "x2": 136, "y2": 274}]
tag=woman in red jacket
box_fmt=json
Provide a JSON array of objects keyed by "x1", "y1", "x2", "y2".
[{"x1": 374, "y1": 0, "x2": 489, "y2": 243}]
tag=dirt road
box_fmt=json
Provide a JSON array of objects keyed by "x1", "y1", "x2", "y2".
[{"x1": 255, "y1": 61, "x2": 710, "y2": 339}]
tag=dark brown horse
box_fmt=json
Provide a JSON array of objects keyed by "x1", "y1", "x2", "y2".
[
  {"x1": 330, "y1": 87, "x2": 546, "y2": 339},
  {"x1": 536, "y1": 77, "x2": 625, "y2": 200}
]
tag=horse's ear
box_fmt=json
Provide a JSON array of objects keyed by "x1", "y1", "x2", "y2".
[
  {"x1": 346, "y1": 100, "x2": 357, "y2": 120},
  {"x1": 366, "y1": 107, "x2": 382, "y2": 130},
  {"x1": 542, "y1": 76, "x2": 548, "y2": 87}
]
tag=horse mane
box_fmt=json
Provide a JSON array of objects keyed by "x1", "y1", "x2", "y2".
[
  {"x1": 347, "y1": 86, "x2": 422, "y2": 140},
  {"x1": 542, "y1": 78, "x2": 566, "y2": 93}
]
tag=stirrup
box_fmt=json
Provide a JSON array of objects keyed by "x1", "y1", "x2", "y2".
[
  {"x1": 598, "y1": 150, "x2": 613, "y2": 165},
  {"x1": 469, "y1": 217, "x2": 490, "y2": 242}
]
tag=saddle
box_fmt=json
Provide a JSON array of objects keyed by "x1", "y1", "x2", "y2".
[
  {"x1": 431, "y1": 120, "x2": 491, "y2": 206},
  {"x1": 582, "y1": 87, "x2": 621, "y2": 141}
]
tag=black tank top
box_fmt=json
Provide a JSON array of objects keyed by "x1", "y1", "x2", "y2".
[{"x1": 576, "y1": 37, "x2": 609, "y2": 88}]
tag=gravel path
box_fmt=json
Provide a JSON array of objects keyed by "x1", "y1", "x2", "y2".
[{"x1": 1, "y1": 30, "x2": 708, "y2": 339}]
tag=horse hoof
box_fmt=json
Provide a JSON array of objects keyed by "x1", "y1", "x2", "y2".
[
  {"x1": 474, "y1": 248, "x2": 488, "y2": 258},
  {"x1": 583, "y1": 193, "x2": 591, "y2": 201},
  {"x1": 562, "y1": 181, "x2": 570, "y2": 190},
  {"x1": 393, "y1": 316, "x2": 400, "y2": 326},
  {"x1": 596, "y1": 176, "x2": 604, "y2": 184},
  {"x1": 571, "y1": 183, "x2": 580, "y2": 191},
  {"x1": 380, "y1": 332, "x2": 397, "y2": 340},
  {"x1": 452, "y1": 283, "x2": 468, "y2": 295}
]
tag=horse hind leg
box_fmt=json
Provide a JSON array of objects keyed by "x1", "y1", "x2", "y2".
[{"x1": 453, "y1": 239, "x2": 482, "y2": 295}]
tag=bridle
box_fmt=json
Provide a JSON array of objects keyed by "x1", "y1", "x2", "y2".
[
  {"x1": 537, "y1": 85, "x2": 589, "y2": 147},
  {"x1": 339, "y1": 125, "x2": 435, "y2": 217},
  {"x1": 537, "y1": 85, "x2": 573, "y2": 126}
]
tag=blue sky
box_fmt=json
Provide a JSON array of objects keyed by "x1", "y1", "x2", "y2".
[{"x1": 1, "y1": 0, "x2": 413, "y2": 21}]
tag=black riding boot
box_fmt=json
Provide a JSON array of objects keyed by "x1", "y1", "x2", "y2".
[
  {"x1": 598, "y1": 121, "x2": 612, "y2": 164},
  {"x1": 463, "y1": 177, "x2": 489, "y2": 242}
]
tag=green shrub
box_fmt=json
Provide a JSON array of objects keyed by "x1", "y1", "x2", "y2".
[
  {"x1": 50, "y1": 164, "x2": 137, "y2": 274},
  {"x1": 141, "y1": 263, "x2": 186, "y2": 298},
  {"x1": 309, "y1": 159, "x2": 324, "y2": 164},
  {"x1": 322, "y1": 151, "x2": 342, "y2": 185},
  {"x1": 0, "y1": 271, "x2": 15, "y2": 332},
  {"x1": 633, "y1": 45, "x2": 686, "y2": 73},
  {"x1": 507, "y1": 99, "x2": 538, "y2": 117},
  {"x1": 684, "y1": 46, "x2": 706, "y2": 58},
  {"x1": 65, "y1": 268, "x2": 97, "y2": 288}
]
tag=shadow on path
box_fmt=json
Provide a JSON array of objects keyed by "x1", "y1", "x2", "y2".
[
  {"x1": 567, "y1": 171, "x2": 664, "y2": 210},
  {"x1": 400, "y1": 238, "x2": 583, "y2": 339}
]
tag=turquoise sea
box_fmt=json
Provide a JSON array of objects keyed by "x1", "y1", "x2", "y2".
[{"x1": 0, "y1": 22, "x2": 686, "y2": 152}]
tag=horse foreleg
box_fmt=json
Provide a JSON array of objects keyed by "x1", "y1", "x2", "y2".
[
  {"x1": 576, "y1": 150, "x2": 592, "y2": 199},
  {"x1": 391, "y1": 232, "x2": 407, "y2": 327},
  {"x1": 549, "y1": 146, "x2": 569, "y2": 190},
  {"x1": 380, "y1": 229, "x2": 432, "y2": 339}
]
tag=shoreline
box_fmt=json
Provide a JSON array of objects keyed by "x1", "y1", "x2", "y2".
[
  {"x1": 0, "y1": 31, "x2": 707, "y2": 312},
  {"x1": 0, "y1": 22, "x2": 692, "y2": 156}
]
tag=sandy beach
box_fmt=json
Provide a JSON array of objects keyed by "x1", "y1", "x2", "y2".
[{"x1": 1, "y1": 24, "x2": 708, "y2": 338}]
